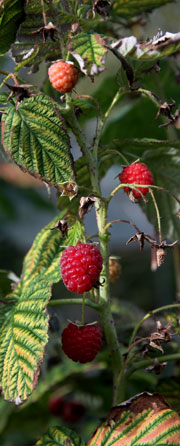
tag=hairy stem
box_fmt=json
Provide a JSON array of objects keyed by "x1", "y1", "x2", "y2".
[
  {"x1": 127, "y1": 352, "x2": 180, "y2": 378},
  {"x1": 48, "y1": 298, "x2": 100, "y2": 310}
]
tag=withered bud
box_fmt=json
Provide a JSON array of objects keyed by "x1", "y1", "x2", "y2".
[
  {"x1": 109, "y1": 257, "x2": 121, "y2": 283},
  {"x1": 59, "y1": 181, "x2": 78, "y2": 200},
  {"x1": 174, "y1": 109, "x2": 180, "y2": 130},
  {"x1": 79, "y1": 195, "x2": 96, "y2": 219},
  {"x1": 30, "y1": 22, "x2": 57, "y2": 43},
  {"x1": 50, "y1": 219, "x2": 69, "y2": 238},
  {"x1": 6, "y1": 83, "x2": 34, "y2": 105},
  {"x1": 93, "y1": 0, "x2": 111, "y2": 16},
  {"x1": 145, "y1": 358, "x2": 167, "y2": 374},
  {"x1": 156, "y1": 247, "x2": 166, "y2": 267},
  {"x1": 155, "y1": 100, "x2": 175, "y2": 120},
  {"x1": 151, "y1": 245, "x2": 158, "y2": 271}
]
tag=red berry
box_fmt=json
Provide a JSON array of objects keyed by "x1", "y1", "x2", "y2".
[
  {"x1": 119, "y1": 162, "x2": 154, "y2": 199},
  {"x1": 49, "y1": 396, "x2": 64, "y2": 416},
  {"x1": 48, "y1": 61, "x2": 78, "y2": 93},
  {"x1": 62, "y1": 401, "x2": 85, "y2": 423},
  {"x1": 61, "y1": 323, "x2": 102, "y2": 363},
  {"x1": 60, "y1": 243, "x2": 103, "y2": 294}
]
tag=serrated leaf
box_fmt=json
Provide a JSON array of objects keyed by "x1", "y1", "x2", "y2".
[
  {"x1": 88, "y1": 392, "x2": 180, "y2": 446},
  {"x1": 0, "y1": 0, "x2": 25, "y2": 56},
  {"x1": 70, "y1": 32, "x2": 107, "y2": 75},
  {"x1": 11, "y1": 0, "x2": 61, "y2": 67},
  {"x1": 2, "y1": 95, "x2": 75, "y2": 189},
  {"x1": 112, "y1": 0, "x2": 175, "y2": 17},
  {"x1": 36, "y1": 425, "x2": 86, "y2": 446},
  {"x1": 0, "y1": 215, "x2": 85, "y2": 403},
  {"x1": 0, "y1": 276, "x2": 51, "y2": 403}
]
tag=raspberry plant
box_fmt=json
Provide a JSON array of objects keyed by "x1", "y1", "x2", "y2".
[{"x1": 0, "y1": 0, "x2": 180, "y2": 445}]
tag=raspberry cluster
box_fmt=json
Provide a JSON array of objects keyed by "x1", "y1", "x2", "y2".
[
  {"x1": 60, "y1": 243, "x2": 103, "y2": 294},
  {"x1": 49, "y1": 396, "x2": 85, "y2": 422},
  {"x1": 48, "y1": 61, "x2": 78, "y2": 93},
  {"x1": 119, "y1": 162, "x2": 154, "y2": 199},
  {"x1": 61, "y1": 323, "x2": 102, "y2": 363}
]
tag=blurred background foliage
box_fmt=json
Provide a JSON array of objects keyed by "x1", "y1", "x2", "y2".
[{"x1": 0, "y1": 0, "x2": 180, "y2": 444}]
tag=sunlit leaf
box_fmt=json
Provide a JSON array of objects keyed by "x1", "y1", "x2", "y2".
[
  {"x1": 88, "y1": 392, "x2": 180, "y2": 445},
  {"x1": 36, "y1": 425, "x2": 86, "y2": 446},
  {"x1": 70, "y1": 32, "x2": 107, "y2": 74},
  {"x1": 2, "y1": 95, "x2": 75, "y2": 189}
]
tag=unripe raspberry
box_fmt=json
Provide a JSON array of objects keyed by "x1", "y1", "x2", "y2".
[
  {"x1": 61, "y1": 322, "x2": 102, "y2": 363},
  {"x1": 119, "y1": 162, "x2": 154, "y2": 199},
  {"x1": 60, "y1": 243, "x2": 103, "y2": 294},
  {"x1": 48, "y1": 61, "x2": 79, "y2": 93}
]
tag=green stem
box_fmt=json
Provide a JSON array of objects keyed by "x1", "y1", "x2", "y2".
[
  {"x1": 48, "y1": 298, "x2": 100, "y2": 310},
  {"x1": 149, "y1": 188, "x2": 162, "y2": 242},
  {"x1": 128, "y1": 303, "x2": 180, "y2": 349},
  {"x1": 81, "y1": 293, "x2": 86, "y2": 325},
  {"x1": 127, "y1": 352, "x2": 180, "y2": 378}
]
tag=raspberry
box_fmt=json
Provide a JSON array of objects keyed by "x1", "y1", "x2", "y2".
[
  {"x1": 61, "y1": 322, "x2": 102, "y2": 363},
  {"x1": 49, "y1": 396, "x2": 64, "y2": 416},
  {"x1": 48, "y1": 61, "x2": 78, "y2": 93},
  {"x1": 49, "y1": 396, "x2": 85, "y2": 422},
  {"x1": 60, "y1": 243, "x2": 103, "y2": 294},
  {"x1": 119, "y1": 162, "x2": 154, "y2": 199}
]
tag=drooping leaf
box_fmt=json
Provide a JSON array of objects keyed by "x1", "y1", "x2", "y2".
[
  {"x1": 70, "y1": 32, "x2": 107, "y2": 75},
  {"x1": 0, "y1": 0, "x2": 25, "y2": 56},
  {"x1": 109, "y1": 32, "x2": 180, "y2": 70},
  {"x1": 11, "y1": 0, "x2": 61, "y2": 67},
  {"x1": 1, "y1": 95, "x2": 75, "y2": 189},
  {"x1": 36, "y1": 425, "x2": 86, "y2": 446},
  {"x1": 88, "y1": 392, "x2": 180, "y2": 446},
  {"x1": 112, "y1": 0, "x2": 175, "y2": 18},
  {"x1": 0, "y1": 277, "x2": 51, "y2": 403}
]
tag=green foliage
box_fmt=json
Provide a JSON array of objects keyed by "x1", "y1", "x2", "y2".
[
  {"x1": 0, "y1": 0, "x2": 25, "y2": 56},
  {"x1": 2, "y1": 95, "x2": 75, "y2": 189},
  {"x1": 36, "y1": 425, "x2": 86, "y2": 446},
  {"x1": 112, "y1": 0, "x2": 175, "y2": 17},
  {"x1": 157, "y1": 378, "x2": 180, "y2": 412}
]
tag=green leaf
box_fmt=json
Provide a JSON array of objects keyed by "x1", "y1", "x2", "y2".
[
  {"x1": 88, "y1": 392, "x2": 180, "y2": 446},
  {"x1": 70, "y1": 32, "x2": 107, "y2": 75},
  {"x1": 112, "y1": 0, "x2": 175, "y2": 17},
  {"x1": 36, "y1": 425, "x2": 86, "y2": 446},
  {"x1": 157, "y1": 378, "x2": 180, "y2": 412},
  {"x1": 11, "y1": 0, "x2": 61, "y2": 67},
  {"x1": 0, "y1": 277, "x2": 51, "y2": 403},
  {"x1": 143, "y1": 146, "x2": 180, "y2": 240},
  {"x1": 2, "y1": 95, "x2": 75, "y2": 189},
  {"x1": 0, "y1": 0, "x2": 25, "y2": 56}
]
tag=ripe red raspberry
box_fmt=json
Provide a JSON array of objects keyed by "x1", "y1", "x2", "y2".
[
  {"x1": 49, "y1": 396, "x2": 64, "y2": 416},
  {"x1": 60, "y1": 243, "x2": 103, "y2": 294},
  {"x1": 48, "y1": 61, "x2": 78, "y2": 93},
  {"x1": 61, "y1": 322, "x2": 102, "y2": 363},
  {"x1": 119, "y1": 162, "x2": 154, "y2": 199}
]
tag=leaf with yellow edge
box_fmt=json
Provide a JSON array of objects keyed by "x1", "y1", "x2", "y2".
[
  {"x1": 88, "y1": 392, "x2": 180, "y2": 446},
  {"x1": 36, "y1": 425, "x2": 86, "y2": 446}
]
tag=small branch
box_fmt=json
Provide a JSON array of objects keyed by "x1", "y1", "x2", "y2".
[
  {"x1": 128, "y1": 303, "x2": 180, "y2": 349},
  {"x1": 41, "y1": 0, "x2": 47, "y2": 25},
  {"x1": 127, "y1": 352, "x2": 180, "y2": 378},
  {"x1": 105, "y1": 218, "x2": 140, "y2": 233},
  {"x1": 48, "y1": 298, "x2": 100, "y2": 311},
  {"x1": 149, "y1": 189, "x2": 162, "y2": 242}
]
